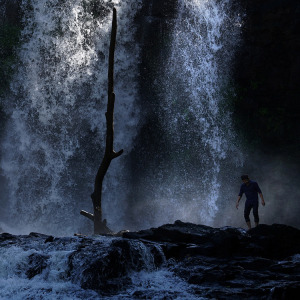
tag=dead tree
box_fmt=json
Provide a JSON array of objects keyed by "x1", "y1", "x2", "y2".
[{"x1": 80, "y1": 8, "x2": 123, "y2": 234}]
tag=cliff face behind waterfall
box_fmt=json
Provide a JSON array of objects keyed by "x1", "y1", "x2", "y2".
[{"x1": 234, "y1": 0, "x2": 300, "y2": 150}]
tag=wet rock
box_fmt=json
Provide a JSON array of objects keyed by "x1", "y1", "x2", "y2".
[
  {"x1": 131, "y1": 289, "x2": 181, "y2": 300},
  {"x1": 0, "y1": 232, "x2": 17, "y2": 242},
  {"x1": 269, "y1": 259, "x2": 300, "y2": 275},
  {"x1": 1, "y1": 222, "x2": 300, "y2": 298},
  {"x1": 124, "y1": 220, "x2": 223, "y2": 245},
  {"x1": 171, "y1": 253, "x2": 300, "y2": 299},
  {"x1": 248, "y1": 224, "x2": 300, "y2": 259},
  {"x1": 76, "y1": 239, "x2": 165, "y2": 292},
  {"x1": 44, "y1": 236, "x2": 54, "y2": 243},
  {"x1": 29, "y1": 232, "x2": 50, "y2": 238},
  {"x1": 123, "y1": 221, "x2": 300, "y2": 298},
  {"x1": 268, "y1": 282, "x2": 300, "y2": 300},
  {"x1": 232, "y1": 257, "x2": 274, "y2": 270},
  {"x1": 26, "y1": 253, "x2": 49, "y2": 279},
  {"x1": 124, "y1": 221, "x2": 300, "y2": 261}
]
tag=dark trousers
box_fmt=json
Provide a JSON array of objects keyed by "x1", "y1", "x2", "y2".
[{"x1": 244, "y1": 201, "x2": 259, "y2": 223}]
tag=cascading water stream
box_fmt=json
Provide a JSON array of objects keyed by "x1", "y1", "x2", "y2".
[
  {"x1": 0, "y1": 0, "x2": 142, "y2": 235},
  {"x1": 1, "y1": 0, "x2": 243, "y2": 235},
  {"x1": 127, "y1": 0, "x2": 243, "y2": 229},
  {"x1": 158, "y1": 0, "x2": 243, "y2": 223}
]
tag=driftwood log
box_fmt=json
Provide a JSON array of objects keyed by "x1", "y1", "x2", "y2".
[{"x1": 81, "y1": 8, "x2": 123, "y2": 234}]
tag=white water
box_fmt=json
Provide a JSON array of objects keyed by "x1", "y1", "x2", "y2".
[
  {"x1": 130, "y1": 0, "x2": 243, "y2": 229},
  {"x1": 0, "y1": 0, "x2": 142, "y2": 235},
  {"x1": 0, "y1": 0, "x2": 243, "y2": 235},
  {"x1": 0, "y1": 234, "x2": 199, "y2": 299},
  {"x1": 160, "y1": 0, "x2": 243, "y2": 223}
]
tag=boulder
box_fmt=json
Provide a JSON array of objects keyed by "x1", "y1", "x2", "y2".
[{"x1": 124, "y1": 220, "x2": 300, "y2": 260}]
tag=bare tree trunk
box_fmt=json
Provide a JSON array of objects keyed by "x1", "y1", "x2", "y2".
[{"x1": 80, "y1": 8, "x2": 123, "y2": 234}]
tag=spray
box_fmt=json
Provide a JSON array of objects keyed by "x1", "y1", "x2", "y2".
[{"x1": 0, "y1": 0, "x2": 142, "y2": 235}]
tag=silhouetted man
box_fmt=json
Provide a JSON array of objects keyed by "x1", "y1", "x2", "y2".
[{"x1": 236, "y1": 175, "x2": 265, "y2": 229}]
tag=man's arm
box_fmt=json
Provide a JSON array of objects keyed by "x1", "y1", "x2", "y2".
[
  {"x1": 236, "y1": 185, "x2": 243, "y2": 209},
  {"x1": 259, "y1": 193, "x2": 265, "y2": 206},
  {"x1": 236, "y1": 196, "x2": 241, "y2": 209},
  {"x1": 255, "y1": 182, "x2": 265, "y2": 206}
]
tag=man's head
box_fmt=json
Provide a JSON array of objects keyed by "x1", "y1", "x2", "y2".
[{"x1": 241, "y1": 174, "x2": 250, "y2": 184}]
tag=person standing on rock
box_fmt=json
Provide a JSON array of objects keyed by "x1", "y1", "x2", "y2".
[{"x1": 236, "y1": 175, "x2": 265, "y2": 230}]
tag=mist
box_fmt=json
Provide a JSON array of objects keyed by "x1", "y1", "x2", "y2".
[
  {"x1": 0, "y1": 0, "x2": 299, "y2": 235},
  {"x1": 213, "y1": 150, "x2": 300, "y2": 229}
]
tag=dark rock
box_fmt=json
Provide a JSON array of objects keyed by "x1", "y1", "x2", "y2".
[
  {"x1": 125, "y1": 221, "x2": 300, "y2": 260},
  {"x1": 29, "y1": 232, "x2": 50, "y2": 238},
  {"x1": 78, "y1": 239, "x2": 165, "y2": 292},
  {"x1": 149, "y1": 243, "x2": 166, "y2": 267},
  {"x1": 163, "y1": 242, "x2": 217, "y2": 259},
  {"x1": 248, "y1": 224, "x2": 300, "y2": 259},
  {"x1": 268, "y1": 282, "x2": 300, "y2": 300},
  {"x1": 0, "y1": 232, "x2": 16, "y2": 242},
  {"x1": 1, "y1": 221, "x2": 300, "y2": 299},
  {"x1": 111, "y1": 239, "x2": 158, "y2": 271},
  {"x1": 269, "y1": 259, "x2": 300, "y2": 275},
  {"x1": 121, "y1": 221, "x2": 300, "y2": 298},
  {"x1": 131, "y1": 289, "x2": 179, "y2": 300},
  {"x1": 173, "y1": 253, "x2": 300, "y2": 299},
  {"x1": 124, "y1": 220, "x2": 220, "y2": 245},
  {"x1": 44, "y1": 236, "x2": 54, "y2": 243},
  {"x1": 26, "y1": 253, "x2": 49, "y2": 279},
  {"x1": 232, "y1": 257, "x2": 274, "y2": 271},
  {"x1": 188, "y1": 274, "x2": 203, "y2": 284},
  {"x1": 209, "y1": 228, "x2": 242, "y2": 257}
]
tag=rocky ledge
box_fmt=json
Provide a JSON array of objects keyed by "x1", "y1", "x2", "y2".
[
  {"x1": 0, "y1": 221, "x2": 299, "y2": 299},
  {"x1": 124, "y1": 221, "x2": 300, "y2": 299}
]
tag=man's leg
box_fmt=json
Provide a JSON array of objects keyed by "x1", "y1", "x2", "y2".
[
  {"x1": 244, "y1": 203, "x2": 251, "y2": 229},
  {"x1": 253, "y1": 202, "x2": 259, "y2": 226},
  {"x1": 246, "y1": 221, "x2": 251, "y2": 229}
]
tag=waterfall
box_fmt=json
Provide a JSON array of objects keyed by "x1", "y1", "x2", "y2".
[
  {"x1": 1, "y1": 0, "x2": 243, "y2": 235},
  {"x1": 0, "y1": 0, "x2": 142, "y2": 235},
  {"x1": 128, "y1": 0, "x2": 243, "y2": 229},
  {"x1": 159, "y1": 0, "x2": 243, "y2": 223}
]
